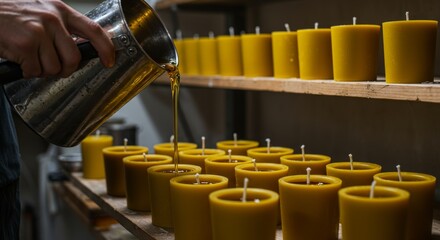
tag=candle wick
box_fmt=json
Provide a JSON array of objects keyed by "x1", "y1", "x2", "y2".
[
  {"x1": 369, "y1": 180, "x2": 377, "y2": 199},
  {"x1": 252, "y1": 159, "x2": 258, "y2": 172},
  {"x1": 242, "y1": 177, "x2": 249, "y2": 202},
  {"x1": 255, "y1": 26, "x2": 260, "y2": 35},
  {"x1": 301, "y1": 145, "x2": 306, "y2": 162},
  {"x1": 124, "y1": 138, "x2": 128, "y2": 152},
  {"x1": 284, "y1": 23, "x2": 291, "y2": 32},
  {"x1": 195, "y1": 173, "x2": 201, "y2": 184},
  {"x1": 194, "y1": 33, "x2": 199, "y2": 39},
  {"x1": 306, "y1": 167, "x2": 311, "y2": 185},
  {"x1": 265, "y1": 138, "x2": 271, "y2": 154},
  {"x1": 405, "y1": 11, "x2": 410, "y2": 21},
  {"x1": 209, "y1": 31, "x2": 215, "y2": 39},
  {"x1": 143, "y1": 153, "x2": 147, "y2": 162},
  {"x1": 228, "y1": 149, "x2": 232, "y2": 163},
  {"x1": 396, "y1": 165, "x2": 402, "y2": 182},
  {"x1": 170, "y1": 135, "x2": 175, "y2": 144},
  {"x1": 353, "y1": 16, "x2": 357, "y2": 25},
  {"x1": 233, "y1": 133, "x2": 238, "y2": 147},
  {"x1": 229, "y1": 26, "x2": 235, "y2": 36},
  {"x1": 314, "y1": 22, "x2": 319, "y2": 29},
  {"x1": 96, "y1": 130, "x2": 101, "y2": 137},
  {"x1": 349, "y1": 153, "x2": 354, "y2": 170},
  {"x1": 176, "y1": 29, "x2": 182, "y2": 40},
  {"x1": 201, "y1": 136, "x2": 206, "y2": 156}
]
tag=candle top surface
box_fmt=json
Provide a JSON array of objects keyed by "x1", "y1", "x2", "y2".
[
  {"x1": 331, "y1": 24, "x2": 381, "y2": 29},
  {"x1": 235, "y1": 162, "x2": 289, "y2": 172},
  {"x1": 327, "y1": 161, "x2": 381, "y2": 171},
  {"x1": 205, "y1": 155, "x2": 253, "y2": 164},
  {"x1": 217, "y1": 140, "x2": 259, "y2": 147},
  {"x1": 339, "y1": 185, "x2": 410, "y2": 202},
  {"x1": 247, "y1": 147, "x2": 294, "y2": 155},
  {"x1": 102, "y1": 146, "x2": 148, "y2": 155},
  {"x1": 123, "y1": 154, "x2": 172, "y2": 164},
  {"x1": 241, "y1": 33, "x2": 271, "y2": 38},
  {"x1": 281, "y1": 154, "x2": 331, "y2": 162},
  {"x1": 170, "y1": 174, "x2": 228, "y2": 186},
  {"x1": 280, "y1": 174, "x2": 342, "y2": 188},
  {"x1": 179, "y1": 148, "x2": 225, "y2": 157},
  {"x1": 374, "y1": 172, "x2": 436, "y2": 184},
  {"x1": 272, "y1": 31, "x2": 297, "y2": 35},
  {"x1": 153, "y1": 142, "x2": 197, "y2": 150},
  {"x1": 209, "y1": 188, "x2": 279, "y2": 205},
  {"x1": 383, "y1": 19, "x2": 438, "y2": 25},
  {"x1": 147, "y1": 164, "x2": 201, "y2": 175},
  {"x1": 82, "y1": 134, "x2": 113, "y2": 142},
  {"x1": 297, "y1": 28, "x2": 331, "y2": 33}
]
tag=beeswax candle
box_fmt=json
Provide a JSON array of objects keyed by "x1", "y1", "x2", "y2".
[
  {"x1": 179, "y1": 148, "x2": 225, "y2": 173},
  {"x1": 81, "y1": 134, "x2": 113, "y2": 179},
  {"x1": 383, "y1": 18, "x2": 437, "y2": 83},
  {"x1": 217, "y1": 35, "x2": 243, "y2": 76},
  {"x1": 102, "y1": 146, "x2": 148, "y2": 197},
  {"x1": 170, "y1": 174, "x2": 228, "y2": 240},
  {"x1": 210, "y1": 188, "x2": 279, "y2": 240},
  {"x1": 241, "y1": 31, "x2": 273, "y2": 77},
  {"x1": 326, "y1": 161, "x2": 381, "y2": 188},
  {"x1": 216, "y1": 139, "x2": 259, "y2": 155},
  {"x1": 182, "y1": 37, "x2": 200, "y2": 75},
  {"x1": 331, "y1": 23, "x2": 380, "y2": 81},
  {"x1": 297, "y1": 25, "x2": 333, "y2": 80},
  {"x1": 148, "y1": 164, "x2": 202, "y2": 228},
  {"x1": 123, "y1": 154, "x2": 172, "y2": 211},
  {"x1": 272, "y1": 30, "x2": 299, "y2": 78},
  {"x1": 339, "y1": 185, "x2": 410, "y2": 240},
  {"x1": 153, "y1": 142, "x2": 197, "y2": 158},
  {"x1": 199, "y1": 35, "x2": 219, "y2": 76},
  {"x1": 374, "y1": 172, "x2": 436, "y2": 240},
  {"x1": 279, "y1": 175, "x2": 341, "y2": 240},
  {"x1": 235, "y1": 162, "x2": 289, "y2": 192},
  {"x1": 280, "y1": 154, "x2": 331, "y2": 175},
  {"x1": 247, "y1": 147, "x2": 293, "y2": 163},
  {"x1": 205, "y1": 155, "x2": 253, "y2": 188}
]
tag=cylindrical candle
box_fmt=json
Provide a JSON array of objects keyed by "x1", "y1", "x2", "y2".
[
  {"x1": 272, "y1": 31, "x2": 299, "y2": 78},
  {"x1": 383, "y1": 20, "x2": 437, "y2": 83},
  {"x1": 199, "y1": 36, "x2": 219, "y2": 76},
  {"x1": 205, "y1": 155, "x2": 253, "y2": 188},
  {"x1": 179, "y1": 149, "x2": 225, "y2": 173},
  {"x1": 279, "y1": 175, "x2": 341, "y2": 240},
  {"x1": 374, "y1": 172, "x2": 436, "y2": 240},
  {"x1": 170, "y1": 174, "x2": 228, "y2": 240},
  {"x1": 216, "y1": 139, "x2": 259, "y2": 156},
  {"x1": 210, "y1": 188, "x2": 279, "y2": 240},
  {"x1": 280, "y1": 154, "x2": 331, "y2": 175},
  {"x1": 339, "y1": 185, "x2": 410, "y2": 240},
  {"x1": 123, "y1": 154, "x2": 172, "y2": 211},
  {"x1": 102, "y1": 146, "x2": 148, "y2": 197},
  {"x1": 331, "y1": 24, "x2": 380, "y2": 81},
  {"x1": 182, "y1": 37, "x2": 200, "y2": 75},
  {"x1": 297, "y1": 28, "x2": 333, "y2": 80},
  {"x1": 241, "y1": 33, "x2": 273, "y2": 77},
  {"x1": 235, "y1": 163, "x2": 289, "y2": 192},
  {"x1": 326, "y1": 161, "x2": 382, "y2": 188},
  {"x1": 174, "y1": 39, "x2": 186, "y2": 74},
  {"x1": 153, "y1": 142, "x2": 197, "y2": 158},
  {"x1": 148, "y1": 164, "x2": 202, "y2": 228},
  {"x1": 217, "y1": 35, "x2": 243, "y2": 76},
  {"x1": 80, "y1": 134, "x2": 113, "y2": 179},
  {"x1": 247, "y1": 147, "x2": 294, "y2": 163}
]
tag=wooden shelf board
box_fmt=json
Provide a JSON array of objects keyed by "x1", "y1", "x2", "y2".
[
  {"x1": 70, "y1": 173, "x2": 440, "y2": 239},
  {"x1": 154, "y1": 75, "x2": 440, "y2": 104}
]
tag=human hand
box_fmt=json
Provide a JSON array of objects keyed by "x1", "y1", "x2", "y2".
[{"x1": 0, "y1": 0, "x2": 115, "y2": 78}]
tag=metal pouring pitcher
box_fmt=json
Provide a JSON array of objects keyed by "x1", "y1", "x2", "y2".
[{"x1": 1, "y1": 0, "x2": 177, "y2": 147}]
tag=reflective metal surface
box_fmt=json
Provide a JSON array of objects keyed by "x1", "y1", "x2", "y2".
[{"x1": 3, "y1": 0, "x2": 177, "y2": 147}]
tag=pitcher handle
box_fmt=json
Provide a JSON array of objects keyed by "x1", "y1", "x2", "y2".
[{"x1": 0, "y1": 42, "x2": 98, "y2": 85}]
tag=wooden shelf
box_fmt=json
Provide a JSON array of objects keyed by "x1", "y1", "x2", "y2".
[
  {"x1": 70, "y1": 173, "x2": 440, "y2": 240},
  {"x1": 154, "y1": 75, "x2": 440, "y2": 104}
]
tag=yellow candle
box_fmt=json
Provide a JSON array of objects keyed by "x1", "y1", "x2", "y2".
[
  {"x1": 374, "y1": 172, "x2": 436, "y2": 240},
  {"x1": 210, "y1": 188, "x2": 279, "y2": 240},
  {"x1": 383, "y1": 20, "x2": 437, "y2": 83},
  {"x1": 179, "y1": 148, "x2": 225, "y2": 173},
  {"x1": 102, "y1": 146, "x2": 148, "y2": 197},
  {"x1": 280, "y1": 154, "x2": 331, "y2": 175},
  {"x1": 297, "y1": 28, "x2": 333, "y2": 80},
  {"x1": 148, "y1": 164, "x2": 202, "y2": 228},
  {"x1": 247, "y1": 146, "x2": 293, "y2": 163},
  {"x1": 205, "y1": 155, "x2": 253, "y2": 188},
  {"x1": 241, "y1": 33, "x2": 273, "y2": 77},
  {"x1": 331, "y1": 24, "x2": 380, "y2": 81},
  {"x1": 170, "y1": 174, "x2": 228, "y2": 240},
  {"x1": 174, "y1": 39, "x2": 186, "y2": 74},
  {"x1": 153, "y1": 142, "x2": 197, "y2": 158},
  {"x1": 339, "y1": 185, "x2": 410, "y2": 240},
  {"x1": 216, "y1": 139, "x2": 259, "y2": 155},
  {"x1": 217, "y1": 35, "x2": 243, "y2": 76},
  {"x1": 123, "y1": 154, "x2": 172, "y2": 211},
  {"x1": 80, "y1": 134, "x2": 113, "y2": 179},
  {"x1": 279, "y1": 175, "x2": 341, "y2": 240},
  {"x1": 272, "y1": 31, "x2": 299, "y2": 78},
  {"x1": 235, "y1": 163, "x2": 288, "y2": 192},
  {"x1": 199, "y1": 36, "x2": 219, "y2": 76},
  {"x1": 182, "y1": 38, "x2": 200, "y2": 75},
  {"x1": 326, "y1": 161, "x2": 382, "y2": 188}
]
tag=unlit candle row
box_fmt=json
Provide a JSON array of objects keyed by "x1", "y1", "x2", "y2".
[{"x1": 175, "y1": 18, "x2": 437, "y2": 84}]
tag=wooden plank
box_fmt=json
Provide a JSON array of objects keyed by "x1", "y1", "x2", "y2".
[{"x1": 154, "y1": 75, "x2": 440, "y2": 103}]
